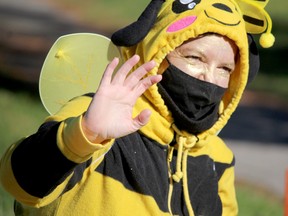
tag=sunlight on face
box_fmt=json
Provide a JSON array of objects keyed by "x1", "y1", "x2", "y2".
[{"x1": 167, "y1": 34, "x2": 238, "y2": 88}]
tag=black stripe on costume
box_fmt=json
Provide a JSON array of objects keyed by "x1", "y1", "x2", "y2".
[
  {"x1": 95, "y1": 133, "x2": 170, "y2": 213},
  {"x1": 62, "y1": 158, "x2": 92, "y2": 194},
  {"x1": 243, "y1": 15, "x2": 264, "y2": 27},
  {"x1": 170, "y1": 154, "x2": 222, "y2": 216},
  {"x1": 95, "y1": 132, "x2": 224, "y2": 215},
  {"x1": 11, "y1": 121, "x2": 78, "y2": 197},
  {"x1": 214, "y1": 156, "x2": 235, "y2": 181}
]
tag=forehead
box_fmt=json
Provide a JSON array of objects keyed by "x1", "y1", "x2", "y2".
[{"x1": 177, "y1": 34, "x2": 237, "y2": 52}]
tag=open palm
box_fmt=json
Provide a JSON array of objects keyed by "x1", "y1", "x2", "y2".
[{"x1": 82, "y1": 55, "x2": 162, "y2": 143}]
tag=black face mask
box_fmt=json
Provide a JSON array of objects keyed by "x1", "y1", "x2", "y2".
[{"x1": 158, "y1": 63, "x2": 227, "y2": 134}]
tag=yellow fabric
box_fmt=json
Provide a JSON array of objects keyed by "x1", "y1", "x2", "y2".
[
  {"x1": 46, "y1": 95, "x2": 114, "y2": 164},
  {"x1": 45, "y1": 95, "x2": 92, "y2": 122},
  {"x1": 0, "y1": 140, "x2": 74, "y2": 207},
  {"x1": 1, "y1": 0, "x2": 275, "y2": 215},
  {"x1": 133, "y1": 96, "x2": 174, "y2": 145},
  {"x1": 57, "y1": 116, "x2": 114, "y2": 163},
  {"x1": 219, "y1": 167, "x2": 238, "y2": 215},
  {"x1": 53, "y1": 172, "x2": 170, "y2": 216},
  {"x1": 12, "y1": 170, "x2": 170, "y2": 216},
  {"x1": 0, "y1": 1, "x2": 275, "y2": 215},
  {"x1": 124, "y1": 0, "x2": 249, "y2": 142},
  {"x1": 121, "y1": 0, "x2": 250, "y2": 214},
  {"x1": 236, "y1": 0, "x2": 274, "y2": 48}
]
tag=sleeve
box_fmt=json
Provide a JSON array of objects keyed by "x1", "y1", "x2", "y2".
[
  {"x1": 206, "y1": 135, "x2": 238, "y2": 215},
  {"x1": 218, "y1": 165, "x2": 238, "y2": 216},
  {"x1": 0, "y1": 95, "x2": 114, "y2": 207}
]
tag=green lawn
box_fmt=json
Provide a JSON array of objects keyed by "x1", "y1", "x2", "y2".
[
  {"x1": 54, "y1": 0, "x2": 151, "y2": 31},
  {"x1": 0, "y1": 89, "x2": 47, "y2": 216}
]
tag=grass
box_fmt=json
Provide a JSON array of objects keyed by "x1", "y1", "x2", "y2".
[
  {"x1": 248, "y1": 74, "x2": 288, "y2": 100},
  {"x1": 0, "y1": 89, "x2": 47, "y2": 148},
  {"x1": 0, "y1": 88, "x2": 284, "y2": 215},
  {"x1": 0, "y1": 88, "x2": 47, "y2": 216},
  {"x1": 52, "y1": 0, "x2": 150, "y2": 31},
  {"x1": 236, "y1": 182, "x2": 283, "y2": 216}
]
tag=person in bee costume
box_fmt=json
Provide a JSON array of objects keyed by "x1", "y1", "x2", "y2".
[{"x1": 0, "y1": 0, "x2": 274, "y2": 215}]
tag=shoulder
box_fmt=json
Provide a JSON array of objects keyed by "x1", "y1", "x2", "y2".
[
  {"x1": 46, "y1": 94, "x2": 94, "y2": 122},
  {"x1": 205, "y1": 135, "x2": 234, "y2": 165}
]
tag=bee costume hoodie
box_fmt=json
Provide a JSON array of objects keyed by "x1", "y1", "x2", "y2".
[{"x1": 0, "y1": 0, "x2": 274, "y2": 215}]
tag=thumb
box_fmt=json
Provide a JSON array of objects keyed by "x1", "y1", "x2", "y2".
[{"x1": 133, "y1": 109, "x2": 152, "y2": 129}]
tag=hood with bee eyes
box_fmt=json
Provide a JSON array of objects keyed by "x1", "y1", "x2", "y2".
[{"x1": 111, "y1": 0, "x2": 274, "y2": 142}]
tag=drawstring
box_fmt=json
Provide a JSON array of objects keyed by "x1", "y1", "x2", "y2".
[
  {"x1": 171, "y1": 124, "x2": 198, "y2": 216},
  {"x1": 172, "y1": 135, "x2": 184, "y2": 182}
]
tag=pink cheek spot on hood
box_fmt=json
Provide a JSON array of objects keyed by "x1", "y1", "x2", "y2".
[{"x1": 167, "y1": 16, "x2": 197, "y2": 32}]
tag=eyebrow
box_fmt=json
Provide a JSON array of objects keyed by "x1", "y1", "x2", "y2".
[
  {"x1": 178, "y1": 46, "x2": 237, "y2": 67},
  {"x1": 177, "y1": 46, "x2": 205, "y2": 57}
]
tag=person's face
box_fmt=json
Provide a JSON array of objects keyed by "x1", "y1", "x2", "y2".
[{"x1": 167, "y1": 34, "x2": 238, "y2": 88}]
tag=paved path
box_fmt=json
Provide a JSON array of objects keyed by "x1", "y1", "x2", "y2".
[
  {"x1": 226, "y1": 140, "x2": 288, "y2": 198},
  {"x1": 221, "y1": 93, "x2": 288, "y2": 199},
  {"x1": 1, "y1": 0, "x2": 287, "y2": 201}
]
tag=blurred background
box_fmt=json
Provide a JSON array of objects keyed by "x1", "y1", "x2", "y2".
[{"x1": 0, "y1": 0, "x2": 287, "y2": 215}]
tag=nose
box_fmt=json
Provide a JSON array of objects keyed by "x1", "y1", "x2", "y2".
[{"x1": 195, "y1": 69, "x2": 214, "y2": 84}]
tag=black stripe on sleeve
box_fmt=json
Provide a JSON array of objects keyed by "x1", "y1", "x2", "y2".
[{"x1": 11, "y1": 121, "x2": 78, "y2": 197}]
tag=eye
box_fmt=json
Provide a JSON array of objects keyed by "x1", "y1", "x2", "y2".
[
  {"x1": 223, "y1": 66, "x2": 233, "y2": 73},
  {"x1": 218, "y1": 66, "x2": 233, "y2": 77},
  {"x1": 185, "y1": 55, "x2": 202, "y2": 61}
]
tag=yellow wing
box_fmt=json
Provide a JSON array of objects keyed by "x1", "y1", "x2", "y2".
[{"x1": 39, "y1": 33, "x2": 122, "y2": 115}]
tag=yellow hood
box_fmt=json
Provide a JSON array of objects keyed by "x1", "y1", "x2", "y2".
[{"x1": 111, "y1": 0, "x2": 274, "y2": 145}]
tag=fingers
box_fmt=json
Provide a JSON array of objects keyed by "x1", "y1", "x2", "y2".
[
  {"x1": 100, "y1": 57, "x2": 119, "y2": 86},
  {"x1": 101, "y1": 55, "x2": 162, "y2": 93},
  {"x1": 112, "y1": 55, "x2": 140, "y2": 84},
  {"x1": 133, "y1": 109, "x2": 152, "y2": 128},
  {"x1": 132, "y1": 74, "x2": 162, "y2": 99},
  {"x1": 124, "y1": 60, "x2": 156, "y2": 87}
]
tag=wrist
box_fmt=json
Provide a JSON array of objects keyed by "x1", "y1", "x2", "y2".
[{"x1": 81, "y1": 116, "x2": 106, "y2": 144}]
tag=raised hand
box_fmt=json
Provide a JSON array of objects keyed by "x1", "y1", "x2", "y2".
[{"x1": 82, "y1": 55, "x2": 162, "y2": 143}]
